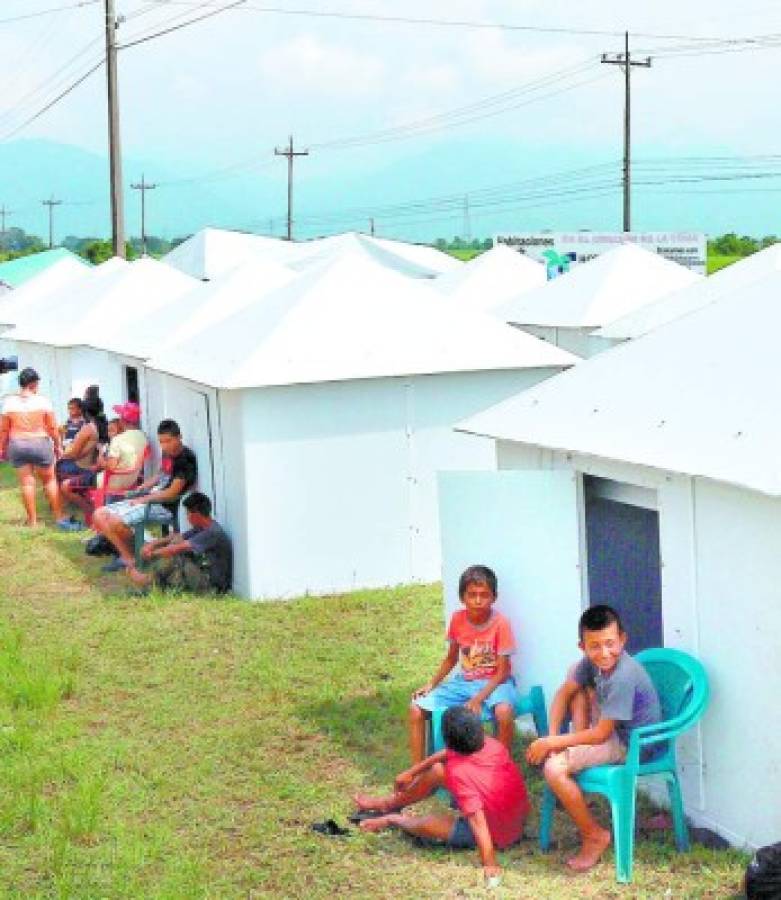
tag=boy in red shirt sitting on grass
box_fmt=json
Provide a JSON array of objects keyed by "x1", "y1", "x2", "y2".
[
  {"x1": 354, "y1": 706, "x2": 529, "y2": 887},
  {"x1": 409, "y1": 564, "x2": 520, "y2": 762}
]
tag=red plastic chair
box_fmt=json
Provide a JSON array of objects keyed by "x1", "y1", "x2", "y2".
[{"x1": 76, "y1": 443, "x2": 150, "y2": 526}]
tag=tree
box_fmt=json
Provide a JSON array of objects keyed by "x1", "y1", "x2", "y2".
[{"x1": 81, "y1": 240, "x2": 136, "y2": 265}]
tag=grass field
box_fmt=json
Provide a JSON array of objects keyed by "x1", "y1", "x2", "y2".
[{"x1": 0, "y1": 466, "x2": 748, "y2": 898}]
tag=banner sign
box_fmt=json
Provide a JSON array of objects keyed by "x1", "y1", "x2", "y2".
[{"x1": 496, "y1": 231, "x2": 707, "y2": 279}]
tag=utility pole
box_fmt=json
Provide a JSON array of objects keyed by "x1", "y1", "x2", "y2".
[
  {"x1": 601, "y1": 32, "x2": 651, "y2": 232},
  {"x1": 369, "y1": 217, "x2": 375, "y2": 237},
  {"x1": 130, "y1": 174, "x2": 157, "y2": 256},
  {"x1": 462, "y1": 195, "x2": 471, "y2": 243},
  {"x1": 0, "y1": 205, "x2": 12, "y2": 243},
  {"x1": 42, "y1": 196, "x2": 62, "y2": 248},
  {"x1": 105, "y1": 0, "x2": 126, "y2": 257},
  {"x1": 274, "y1": 135, "x2": 309, "y2": 241}
]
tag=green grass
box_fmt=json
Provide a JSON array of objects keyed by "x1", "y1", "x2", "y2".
[
  {"x1": 707, "y1": 254, "x2": 743, "y2": 274},
  {"x1": 445, "y1": 248, "x2": 483, "y2": 261},
  {"x1": 0, "y1": 465, "x2": 747, "y2": 897}
]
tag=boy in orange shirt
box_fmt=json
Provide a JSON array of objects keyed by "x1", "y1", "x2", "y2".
[{"x1": 409, "y1": 565, "x2": 520, "y2": 762}]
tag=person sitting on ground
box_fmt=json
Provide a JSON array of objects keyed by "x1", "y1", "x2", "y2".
[
  {"x1": 91, "y1": 418, "x2": 197, "y2": 576},
  {"x1": 60, "y1": 398, "x2": 85, "y2": 448},
  {"x1": 60, "y1": 403, "x2": 147, "y2": 521},
  {"x1": 525, "y1": 604, "x2": 661, "y2": 873},
  {"x1": 127, "y1": 491, "x2": 232, "y2": 593},
  {"x1": 55, "y1": 395, "x2": 101, "y2": 486},
  {"x1": 354, "y1": 705, "x2": 529, "y2": 888},
  {"x1": 0, "y1": 367, "x2": 66, "y2": 527},
  {"x1": 409, "y1": 564, "x2": 521, "y2": 763}
]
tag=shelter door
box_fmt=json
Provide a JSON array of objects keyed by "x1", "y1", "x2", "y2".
[
  {"x1": 584, "y1": 477, "x2": 662, "y2": 653},
  {"x1": 438, "y1": 471, "x2": 583, "y2": 701},
  {"x1": 181, "y1": 388, "x2": 215, "y2": 508}
]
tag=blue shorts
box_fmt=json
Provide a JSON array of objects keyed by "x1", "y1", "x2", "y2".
[
  {"x1": 447, "y1": 817, "x2": 476, "y2": 849},
  {"x1": 414, "y1": 670, "x2": 520, "y2": 716}
]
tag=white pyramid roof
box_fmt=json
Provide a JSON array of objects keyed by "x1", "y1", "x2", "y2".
[
  {"x1": 497, "y1": 242, "x2": 702, "y2": 329},
  {"x1": 0, "y1": 256, "x2": 94, "y2": 329},
  {"x1": 459, "y1": 268, "x2": 781, "y2": 497},
  {"x1": 147, "y1": 250, "x2": 577, "y2": 390},
  {"x1": 364, "y1": 234, "x2": 462, "y2": 274},
  {"x1": 9, "y1": 257, "x2": 197, "y2": 350},
  {"x1": 163, "y1": 228, "x2": 287, "y2": 280},
  {"x1": 597, "y1": 244, "x2": 781, "y2": 341},
  {"x1": 267, "y1": 232, "x2": 458, "y2": 278},
  {"x1": 105, "y1": 257, "x2": 297, "y2": 359},
  {"x1": 435, "y1": 244, "x2": 546, "y2": 314}
]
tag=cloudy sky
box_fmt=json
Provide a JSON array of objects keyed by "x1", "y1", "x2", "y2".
[{"x1": 1, "y1": 1, "x2": 780, "y2": 240}]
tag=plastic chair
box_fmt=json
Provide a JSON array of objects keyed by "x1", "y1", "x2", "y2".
[
  {"x1": 428, "y1": 684, "x2": 549, "y2": 753},
  {"x1": 539, "y1": 647, "x2": 710, "y2": 883},
  {"x1": 83, "y1": 444, "x2": 150, "y2": 526}
]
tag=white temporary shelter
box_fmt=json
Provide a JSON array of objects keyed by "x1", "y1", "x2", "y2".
[
  {"x1": 497, "y1": 242, "x2": 702, "y2": 357},
  {"x1": 439, "y1": 271, "x2": 781, "y2": 849},
  {"x1": 593, "y1": 242, "x2": 781, "y2": 348},
  {"x1": 434, "y1": 243, "x2": 547, "y2": 314},
  {"x1": 144, "y1": 250, "x2": 577, "y2": 600},
  {"x1": 6, "y1": 257, "x2": 196, "y2": 414},
  {"x1": 163, "y1": 227, "x2": 462, "y2": 281}
]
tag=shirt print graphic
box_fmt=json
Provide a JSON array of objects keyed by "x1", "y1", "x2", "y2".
[{"x1": 460, "y1": 639, "x2": 497, "y2": 678}]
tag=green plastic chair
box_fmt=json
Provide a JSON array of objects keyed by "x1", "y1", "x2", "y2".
[
  {"x1": 428, "y1": 684, "x2": 549, "y2": 753},
  {"x1": 539, "y1": 648, "x2": 710, "y2": 883}
]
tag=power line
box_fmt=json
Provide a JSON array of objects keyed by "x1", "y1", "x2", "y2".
[
  {"x1": 0, "y1": 2, "x2": 99, "y2": 26},
  {"x1": 117, "y1": 0, "x2": 247, "y2": 49}
]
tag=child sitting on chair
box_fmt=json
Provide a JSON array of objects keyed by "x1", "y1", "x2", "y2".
[
  {"x1": 355, "y1": 705, "x2": 529, "y2": 888},
  {"x1": 409, "y1": 564, "x2": 521, "y2": 762},
  {"x1": 525, "y1": 604, "x2": 661, "y2": 873}
]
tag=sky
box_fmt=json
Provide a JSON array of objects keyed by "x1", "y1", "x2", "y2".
[{"x1": 1, "y1": 0, "x2": 781, "y2": 241}]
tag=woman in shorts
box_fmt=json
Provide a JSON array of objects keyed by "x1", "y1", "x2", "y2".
[{"x1": 0, "y1": 367, "x2": 66, "y2": 527}]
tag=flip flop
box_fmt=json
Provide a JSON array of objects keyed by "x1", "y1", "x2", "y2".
[
  {"x1": 348, "y1": 809, "x2": 386, "y2": 824},
  {"x1": 311, "y1": 819, "x2": 350, "y2": 837}
]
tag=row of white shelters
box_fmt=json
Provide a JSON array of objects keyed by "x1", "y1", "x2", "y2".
[
  {"x1": 434, "y1": 243, "x2": 546, "y2": 314},
  {"x1": 144, "y1": 250, "x2": 578, "y2": 600},
  {"x1": 163, "y1": 228, "x2": 461, "y2": 281},
  {"x1": 594, "y1": 242, "x2": 781, "y2": 348},
  {"x1": 2, "y1": 258, "x2": 197, "y2": 414},
  {"x1": 498, "y1": 242, "x2": 702, "y2": 357},
  {"x1": 438, "y1": 269, "x2": 781, "y2": 849},
  {"x1": 0, "y1": 254, "x2": 94, "y2": 395}
]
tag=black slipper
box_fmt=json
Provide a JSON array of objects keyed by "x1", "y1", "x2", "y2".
[
  {"x1": 311, "y1": 819, "x2": 350, "y2": 837},
  {"x1": 348, "y1": 809, "x2": 386, "y2": 824}
]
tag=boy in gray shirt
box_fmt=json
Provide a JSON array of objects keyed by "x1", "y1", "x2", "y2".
[
  {"x1": 128, "y1": 491, "x2": 232, "y2": 594},
  {"x1": 526, "y1": 605, "x2": 660, "y2": 874}
]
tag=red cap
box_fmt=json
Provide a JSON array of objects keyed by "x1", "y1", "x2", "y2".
[{"x1": 112, "y1": 402, "x2": 141, "y2": 425}]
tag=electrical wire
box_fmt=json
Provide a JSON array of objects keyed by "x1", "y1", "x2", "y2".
[{"x1": 0, "y1": 1, "x2": 99, "y2": 26}]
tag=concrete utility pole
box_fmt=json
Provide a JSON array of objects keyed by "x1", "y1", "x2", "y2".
[
  {"x1": 105, "y1": 0, "x2": 126, "y2": 257},
  {"x1": 274, "y1": 136, "x2": 309, "y2": 241},
  {"x1": 601, "y1": 32, "x2": 651, "y2": 232},
  {"x1": 130, "y1": 174, "x2": 157, "y2": 256},
  {"x1": 0, "y1": 205, "x2": 12, "y2": 240},
  {"x1": 42, "y1": 196, "x2": 62, "y2": 248}
]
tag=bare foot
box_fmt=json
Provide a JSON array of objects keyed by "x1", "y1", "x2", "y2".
[
  {"x1": 126, "y1": 565, "x2": 152, "y2": 588},
  {"x1": 359, "y1": 815, "x2": 394, "y2": 833},
  {"x1": 353, "y1": 792, "x2": 390, "y2": 813},
  {"x1": 566, "y1": 827, "x2": 611, "y2": 872}
]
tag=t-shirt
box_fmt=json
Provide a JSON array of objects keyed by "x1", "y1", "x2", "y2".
[
  {"x1": 572, "y1": 651, "x2": 662, "y2": 746},
  {"x1": 184, "y1": 522, "x2": 232, "y2": 593},
  {"x1": 156, "y1": 446, "x2": 198, "y2": 515},
  {"x1": 445, "y1": 736, "x2": 529, "y2": 849},
  {"x1": 63, "y1": 417, "x2": 84, "y2": 446},
  {"x1": 102, "y1": 428, "x2": 147, "y2": 489},
  {"x1": 447, "y1": 610, "x2": 515, "y2": 681},
  {"x1": 1, "y1": 393, "x2": 54, "y2": 438}
]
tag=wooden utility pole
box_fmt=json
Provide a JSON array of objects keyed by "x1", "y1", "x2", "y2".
[
  {"x1": 130, "y1": 174, "x2": 157, "y2": 255},
  {"x1": 105, "y1": 0, "x2": 126, "y2": 257},
  {"x1": 42, "y1": 196, "x2": 62, "y2": 248},
  {"x1": 601, "y1": 32, "x2": 651, "y2": 232},
  {"x1": 274, "y1": 136, "x2": 308, "y2": 241}
]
